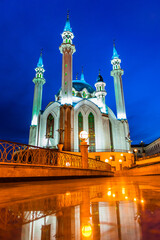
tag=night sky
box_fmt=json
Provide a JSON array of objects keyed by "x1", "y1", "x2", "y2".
[{"x1": 0, "y1": 0, "x2": 160, "y2": 145}]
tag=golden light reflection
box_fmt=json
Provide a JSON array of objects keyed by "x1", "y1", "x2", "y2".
[
  {"x1": 134, "y1": 198, "x2": 137, "y2": 202},
  {"x1": 107, "y1": 191, "x2": 111, "y2": 196},
  {"x1": 65, "y1": 192, "x2": 71, "y2": 196},
  {"x1": 113, "y1": 194, "x2": 116, "y2": 197},
  {"x1": 141, "y1": 199, "x2": 144, "y2": 203},
  {"x1": 122, "y1": 188, "x2": 125, "y2": 194},
  {"x1": 82, "y1": 224, "x2": 92, "y2": 238},
  {"x1": 125, "y1": 196, "x2": 128, "y2": 199}
]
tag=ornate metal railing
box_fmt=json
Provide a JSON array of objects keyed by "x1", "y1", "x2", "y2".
[
  {"x1": 88, "y1": 157, "x2": 110, "y2": 171},
  {"x1": 0, "y1": 140, "x2": 82, "y2": 168},
  {"x1": 58, "y1": 152, "x2": 82, "y2": 168},
  {"x1": 72, "y1": 148, "x2": 129, "y2": 153},
  {"x1": 0, "y1": 140, "x2": 111, "y2": 171}
]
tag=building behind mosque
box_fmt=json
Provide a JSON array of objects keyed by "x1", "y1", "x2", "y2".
[{"x1": 29, "y1": 14, "x2": 130, "y2": 154}]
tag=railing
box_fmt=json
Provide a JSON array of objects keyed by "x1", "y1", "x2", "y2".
[
  {"x1": 0, "y1": 140, "x2": 111, "y2": 171},
  {"x1": 138, "y1": 152, "x2": 160, "y2": 161},
  {"x1": 0, "y1": 140, "x2": 81, "y2": 168},
  {"x1": 88, "y1": 158, "x2": 110, "y2": 171},
  {"x1": 71, "y1": 148, "x2": 129, "y2": 153}
]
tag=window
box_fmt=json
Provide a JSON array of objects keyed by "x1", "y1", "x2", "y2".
[
  {"x1": 72, "y1": 91, "x2": 75, "y2": 96},
  {"x1": 41, "y1": 225, "x2": 51, "y2": 240},
  {"x1": 88, "y1": 113, "x2": 95, "y2": 152},
  {"x1": 78, "y1": 112, "x2": 83, "y2": 148},
  {"x1": 110, "y1": 156, "x2": 115, "y2": 161},
  {"x1": 82, "y1": 91, "x2": 86, "y2": 98},
  {"x1": 46, "y1": 114, "x2": 54, "y2": 138}
]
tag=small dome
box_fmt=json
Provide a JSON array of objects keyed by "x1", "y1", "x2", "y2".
[
  {"x1": 97, "y1": 74, "x2": 103, "y2": 82},
  {"x1": 72, "y1": 80, "x2": 95, "y2": 93}
]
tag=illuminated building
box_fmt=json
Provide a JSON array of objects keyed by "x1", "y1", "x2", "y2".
[{"x1": 29, "y1": 13, "x2": 130, "y2": 152}]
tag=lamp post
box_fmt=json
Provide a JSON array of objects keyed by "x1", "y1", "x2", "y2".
[
  {"x1": 140, "y1": 140, "x2": 145, "y2": 157},
  {"x1": 134, "y1": 148, "x2": 138, "y2": 164}
]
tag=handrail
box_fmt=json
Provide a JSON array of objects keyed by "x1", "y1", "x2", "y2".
[{"x1": 0, "y1": 140, "x2": 110, "y2": 171}]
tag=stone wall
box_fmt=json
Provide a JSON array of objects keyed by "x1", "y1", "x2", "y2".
[{"x1": 0, "y1": 162, "x2": 113, "y2": 180}]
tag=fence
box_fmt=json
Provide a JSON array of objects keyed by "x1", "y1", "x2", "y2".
[
  {"x1": 88, "y1": 158, "x2": 110, "y2": 171},
  {"x1": 0, "y1": 140, "x2": 109, "y2": 171},
  {"x1": 0, "y1": 140, "x2": 82, "y2": 168}
]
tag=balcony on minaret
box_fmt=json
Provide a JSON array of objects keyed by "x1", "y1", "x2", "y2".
[{"x1": 95, "y1": 72, "x2": 107, "y2": 113}]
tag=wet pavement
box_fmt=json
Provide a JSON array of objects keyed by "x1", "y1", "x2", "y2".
[{"x1": 0, "y1": 176, "x2": 160, "y2": 239}]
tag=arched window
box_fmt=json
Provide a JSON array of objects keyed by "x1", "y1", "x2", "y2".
[
  {"x1": 78, "y1": 112, "x2": 83, "y2": 148},
  {"x1": 88, "y1": 112, "x2": 95, "y2": 152},
  {"x1": 46, "y1": 114, "x2": 54, "y2": 138}
]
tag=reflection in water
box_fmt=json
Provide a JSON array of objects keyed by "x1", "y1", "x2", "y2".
[{"x1": 0, "y1": 176, "x2": 160, "y2": 239}]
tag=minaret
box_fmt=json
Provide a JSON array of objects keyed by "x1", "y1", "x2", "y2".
[
  {"x1": 59, "y1": 13, "x2": 75, "y2": 151},
  {"x1": 80, "y1": 66, "x2": 85, "y2": 82},
  {"x1": 59, "y1": 11, "x2": 76, "y2": 105},
  {"x1": 111, "y1": 43, "x2": 126, "y2": 119},
  {"x1": 29, "y1": 51, "x2": 45, "y2": 145},
  {"x1": 95, "y1": 70, "x2": 107, "y2": 113}
]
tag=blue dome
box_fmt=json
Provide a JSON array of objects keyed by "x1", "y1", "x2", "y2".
[
  {"x1": 72, "y1": 80, "x2": 95, "y2": 93},
  {"x1": 57, "y1": 80, "x2": 95, "y2": 97}
]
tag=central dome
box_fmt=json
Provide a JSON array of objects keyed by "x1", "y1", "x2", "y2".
[{"x1": 72, "y1": 79, "x2": 95, "y2": 93}]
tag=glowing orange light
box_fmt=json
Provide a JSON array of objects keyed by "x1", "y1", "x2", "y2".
[
  {"x1": 105, "y1": 159, "x2": 109, "y2": 163},
  {"x1": 107, "y1": 191, "x2": 111, "y2": 196},
  {"x1": 66, "y1": 162, "x2": 70, "y2": 167},
  {"x1": 122, "y1": 188, "x2": 125, "y2": 194},
  {"x1": 125, "y1": 196, "x2": 128, "y2": 199},
  {"x1": 134, "y1": 198, "x2": 136, "y2": 202},
  {"x1": 113, "y1": 194, "x2": 115, "y2": 197},
  {"x1": 82, "y1": 224, "x2": 92, "y2": 238},
  {"x1": 141, "y1": 199, "x2": 144, "y2": 203},
  {"x1": 66, "y1": 192, "x2": 71, "y2": 196},
  {"x1": 80, "y1": 131, "x2": 88, "y2": 141},
  {"x1": 119, "y1": 159, "x2": 122, "y2": 163},
  {"x1": 121, "y1": 153, "x2": 123, "y2": 156}
]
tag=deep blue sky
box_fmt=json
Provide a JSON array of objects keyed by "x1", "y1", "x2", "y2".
[{"x1": 0, "y1": 0, "x2": 160, "y2": 145}]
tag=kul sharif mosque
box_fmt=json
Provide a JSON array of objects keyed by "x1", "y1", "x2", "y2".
[{"x1": 29, "y1": 13, "x2": 130, "y2": 152}]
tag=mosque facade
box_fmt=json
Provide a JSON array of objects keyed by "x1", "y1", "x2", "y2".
[{"x1": 29, "y1": 14, "x2": 130, "y2": 152}]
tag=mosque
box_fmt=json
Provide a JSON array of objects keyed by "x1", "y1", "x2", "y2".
[{"x1": 29, "y1": 14, "x2": 130, "y2": 153}]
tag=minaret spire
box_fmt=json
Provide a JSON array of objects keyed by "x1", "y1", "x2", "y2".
[
  {"x1": 111, "y1": 42, "x2": 126, "y2": 119},
  {"x1": 80, "y1": 66, "x2": 85, "y2": 81},
  {"x1": 59, "y1": 13, "x2": 76, "y2": 151},
  {"x1": 29, "y1": 51, "x2": 45, "y2": 145},
  {"x1": 59, "y1": 12, "x2": 76, "y2": 105},
  {"x1": 64, "y1": 10, "x2": 72, "y2": 33},
  {"x1": 37, "y1": 49, "x2": 43, "y2": 67}
]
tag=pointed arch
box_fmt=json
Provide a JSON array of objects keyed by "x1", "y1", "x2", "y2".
[
  {"x1": 88, "y1": 112, "x2": 95, "y2": 151},
  {"x1": 46, "y1": 114, "x2": 54, "y2": 138},
  {"x1": 78, "y1": 112, "x2": 83, "y2": 148}
]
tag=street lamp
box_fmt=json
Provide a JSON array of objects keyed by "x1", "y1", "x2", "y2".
[
  {"x1": 80, "y1": 131, "x2": 88, "y2": 143},
  {"x1": 134, "y1": 148, "x2": 138, "y2": 164}
]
